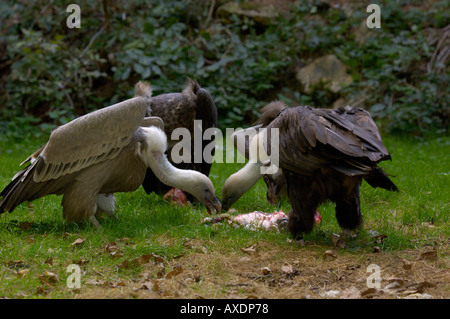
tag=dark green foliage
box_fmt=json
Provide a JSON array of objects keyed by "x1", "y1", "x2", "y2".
[{"x1": 0, "y1": 0, "x2": 448, "y2": 139}]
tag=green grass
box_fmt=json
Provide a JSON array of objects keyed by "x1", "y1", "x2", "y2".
[{"x1": 0, "y1": 135, "x2": 449, "y2": 297}]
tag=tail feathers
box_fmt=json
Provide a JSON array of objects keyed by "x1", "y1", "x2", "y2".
[
  {"x1": 256, "y1": 101, "x2": 288, "y2": 127},
  {"x1": 134, "y1": 81, "x2": 153, "y2": 98},
  {"x1": 364, "y1": 167, "x2": 399, "y2": 192},
  {"x1": 183, "y1": 77, "x2": 201, "y2": 97},
  {"x1": 0, "y1": 165, "x2": 68, "y2": 214},
  {"x1": 0, "y1": 168, "x2": 30, "y2": 213}
]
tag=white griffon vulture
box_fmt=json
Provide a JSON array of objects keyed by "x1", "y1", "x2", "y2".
[{"x1": 0, "y1": 82, "x2": 221, "y2": 227}]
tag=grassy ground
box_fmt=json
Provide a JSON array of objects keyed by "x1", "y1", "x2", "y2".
[{"x1": 0, "y1": 134, "x2": 448, "y2": 299}]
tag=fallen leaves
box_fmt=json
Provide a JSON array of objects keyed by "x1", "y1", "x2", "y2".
[
  {"x1": 240, "y1": 244, "x2": 258, "y2": 255},
  {"x1": 165, "y1": 264, "x2": 183, "y2": 279},
  {"x1": 323, "y1": 250, "x2": 337, "y2": 260},
  {"x1": 71, "y1": 238, "x2": 85, "y2": 246},
  {"x1": 417, "y1": 248, "x2": 438, "y2": 261},
  {"x1": 37, "y1": 271, "x2": 59, "y2": 285}
]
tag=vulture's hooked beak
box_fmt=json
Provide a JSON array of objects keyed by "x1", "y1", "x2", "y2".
[
  {"x1": 267, "y1": 187, "x2": 276, "y2": 205},
  {"x1": 205, "y1": 196, "x2": 222, "y2": 215}
]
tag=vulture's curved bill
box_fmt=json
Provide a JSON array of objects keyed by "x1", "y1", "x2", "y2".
[
  {"x1": 142, "y1": 78, "x2": 218, "y2": 200},
  {"x1": 0, "y1": 82, "x2": 221, "y2": 227},
  {"x1": 221, "y1": 101, "x2": 398, "y2": 239}
]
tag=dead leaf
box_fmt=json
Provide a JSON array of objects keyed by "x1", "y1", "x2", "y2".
[
  {"x1": 17, "y1": 269, "x2": 30, "y2": 278},
  {"x1": 136, "y1": 254, "x2": 152, "y2": 264},
  {"x1": 346, "y1": 265, "x2": 361, "y2": 270},
  {"x1": 7, "y1": 260, "x2": 28, "y2": 270},
  {"x1": 241, "y1": 244, "x2": 258, "y2": 255},
  {"x1": 281, "y1": 264, "x2": 293, "y2": 275},
  {"x1": 417, "y1": 249, "x2": 437, "y2": 261},
  {"x1": 118, "y1": 260, "x2": 130, "y2": 269},
  {"x1": 141, "y1": 280, "x2": 160, "y2": 292},
  {"x1": 165, "y1": 265, "x2": 183, "y2": 279},
  {"x1": 331, "y1": 233, "x2": 340, "y2": 246},
  {"x1": 110, "y1": 281, "x2": 126, "y2": 288},
  {"x1": 157, "y1": 266, "x2": 166, "y2": 279},
  {"x1": 411, "y1": 281, "x2": 436, "y2": 293},
  {"x1": 104, "y1": 242, "x2": 118, "y2": 252},
  {"x1": 109, "y1": 250, "x2": 123, "y2": 258},
  {"x1": 105, "y1": 242, "x2": 123, "y2": 258},
  {"x1": 360, "y1": 287, "x2": 380, "y2": 298},
  {"x1": 323, "y1": 250, "x2": 337, "y2": 260},
  {"x1": 72, "y1": 259, "x2": 89, "y2": 266},
  {"x1": 36, "y1": 286, "x2": 48, "y2": 295},
  {"x1": 374, "y1": 234, "x2": 387, "y2": 244},
  {"x1": 44, "y1": 257, "x2": 53, "y2": 265},
  {"x1": 373, "y1": 246, "x2": 381, "y2": 253},
  {"x1": 402, "y1": 259, "x2": 413, "y2": 270},
  {"x1": 86, "y1": 279, "x2": 106, "y2": 286},
  {"x1": 71, "y1": 238, "x2": 85, "y2": 246},
  {"x1": 38, "y1": 271, "x2": 59, "y2": 285},
  {"x1": 340, "y1": 286, "x2": 361, "y2": 299},
  {"x1": 261, "y1": 267, "x2": 271, "y2": 275},
  {"x1": 152, "y1": 253, "x2": 165, "y2": 263}
]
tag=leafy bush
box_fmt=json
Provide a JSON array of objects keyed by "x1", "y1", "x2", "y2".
[{"x1": 0, "y1": 0, "x2": 448, "y2": 139}]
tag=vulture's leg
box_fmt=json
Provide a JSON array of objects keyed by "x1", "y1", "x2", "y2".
[
  {"x1": 285, "y1": 171, "x2": 318, "y2": 239},
  {"x1": 335, "y1": 179, "x2": 362, "y2": 233},
  {"x1": 96, "y1": 193, "x2": 117, "y2": 219},
  {"x1": 61, "y1": 184, "x2": 101, "y2": 228}
]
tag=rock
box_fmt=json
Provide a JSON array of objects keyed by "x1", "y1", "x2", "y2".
[
  {"x1": 217, "y1": 2, "x2": 280, "y2": 25},
  {"x1": 320, "y1": 290, "x2": 341, "y2": 298},
  {"x1": 295, "y1": 54, "x2": 353, "y2": 93},
  {"x1": 404, "y1": 293, "x2": 433, "y2": 299},
  {"x1": 340, "y1": 286, "x2": 361, "y2": 299}
]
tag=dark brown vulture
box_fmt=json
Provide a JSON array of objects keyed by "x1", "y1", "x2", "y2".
[
  {"x1": 0, "y1": 82, "x2": 221, "y2": 227},
  {"x1": 222, "y1": 101, "x2": 398, "y2": 239},
  {"x1": 142, "y1": 78, "x2": 218, "y2": 201}
]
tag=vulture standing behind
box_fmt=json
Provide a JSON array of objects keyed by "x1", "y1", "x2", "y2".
[
  {"x1": 142, "y1": 78, "x2": 218, "y2": 200},
  {"x1": 222, "y1": 101, "x2": 398, "y2": 239},
  {"x1": 0, "y1": 82, "x2": 221, "y2": 227}
]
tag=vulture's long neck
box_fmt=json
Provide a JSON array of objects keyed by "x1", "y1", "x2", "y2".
[
  {"x1": 225, "y1": 161, "x2": 262, "y2": 198},
  {"x1": 140, "y1": 126, "x2": 199, "y2": 191},
  {"x1": 149, "y1": 151, "x2": 198, "y2": 190}
]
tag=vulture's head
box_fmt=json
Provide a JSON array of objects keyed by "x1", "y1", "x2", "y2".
[
  {"x1": 263, "y1": 170, "x2": 286, "y2": 205},
  {"x1": 183, "y1": 172, "x2": 222, "y2": 215}
]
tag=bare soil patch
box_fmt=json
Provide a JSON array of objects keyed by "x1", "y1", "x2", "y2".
[{"x1": 75, "y1": 240, "x2": 449, "y2": 299}]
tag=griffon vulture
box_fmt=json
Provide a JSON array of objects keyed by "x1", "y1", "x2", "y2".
[
  {"x1": 0, "y1": 82, "x2": 221, "y2": 227},
  {"x1": 142, "y1": 78, "x2": 218, "y2": 200},
  {"x1": 222, "y1": 101, "x2": 398, "y2": 239}
]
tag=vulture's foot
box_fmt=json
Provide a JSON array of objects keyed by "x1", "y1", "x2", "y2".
[
  {"x1": 341, "y1": 228, "x2": 359, "y2": 240},
  {"x1": 89, "y1": 215, "x2": 101, "y2": 228},
  {"x1": 97, "y1": 194, "x2": 116, "y2": 216},
  {"x1": 296, "y1": 238, "x2": 306, "y2": 247}
]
